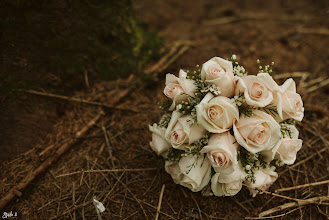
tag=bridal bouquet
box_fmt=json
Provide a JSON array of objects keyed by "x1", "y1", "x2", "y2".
[{"x1": 149, "y1": 55, "x2": 304, "y2": 197}]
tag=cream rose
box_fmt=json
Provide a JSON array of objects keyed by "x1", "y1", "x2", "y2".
[
  {"x1": 165, "y1": 111, "x2": 205, "y2": 149},
  {"x1": 276, "y1": 125, "x2": 302, "y2": 165},
  {"x1": 165, "y1": 155, "x2": 211, "y2": 192},
  {"x1": 196, "y1": 93, "x2": 239, "y2": 133},
  {"x1": 233, "y1": 110, "x2": 281, "y2": 155},
  {"x1": 164, "y1": 70, "x2": 196, "y2": 111},
  {"x1": 279, "y1": 79, "x2": 304, "y2": 121},
  {"x1": 201, "y1": 57, "x2": 236, "y2": 97},
  {"x1": 245, "y1": 167, "x2": 278, "y2": 197},
  {"x1": 149, "y1": 123, "x2": 172, "y2": 156},
  {"x1": 200, "y1": 132, "x2": 238, "y2": 174},
  {"x1": 211, "y1": 167, "x2": 246, "y2": 196},
  {"x1": 235, "y1": 73, "x2": 279, "y2": 107}
]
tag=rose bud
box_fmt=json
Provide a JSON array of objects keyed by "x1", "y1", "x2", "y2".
[
  {"x1": 149, "y1": 123, "x2": 172, "y2": 157},
  {"x1": 164, "y1": 70, "x2": 196, "y2": 111}
]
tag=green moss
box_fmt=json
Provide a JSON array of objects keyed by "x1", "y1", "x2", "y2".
[{"x1": 0, "y1": 0, "x2": 162, "y2": 93}]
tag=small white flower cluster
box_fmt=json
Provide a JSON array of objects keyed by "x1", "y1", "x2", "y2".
[
  {"x1": 233, "y1": 93, "x2": 245, "y2": 106},
  {"x1": 232, "y1": 54, "x2": 247, "y2": 80},
  {"x1": 234, "y1": 65, "x2": 247, "y2": 78},
  {"x1": 149, "y1": 55, "x2": 304, "y2": 197}
]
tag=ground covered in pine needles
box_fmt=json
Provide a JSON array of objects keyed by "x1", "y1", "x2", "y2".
[{"x1": 1, "y1": 0, "x2": 329, "y2": 219}]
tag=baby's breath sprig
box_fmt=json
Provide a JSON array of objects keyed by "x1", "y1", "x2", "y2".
[
  {"x1": 257, "y1": 59, "x2": 275, "y2": 74},
  {"x1": 186, "y1": 65, "x2": 201, "y2": 79},
  {"x1": 231, "y1": 54, "x2": 239, "y2": 68},
  {"x1": 279, "y1": 119, "x2": 295, "y2": 139},
  {"x1": 184, "y1": 132, "x2": 210, "y2": 156},
  {"x1": 231, "y1": 54, "x2": 247, "y2": 78},
  {"x1": 157, "y1": 114, "x2": 171, "y2": 128},
  {"x1": 176, "y1": 66, "x2": 221, "y2": 116},
  {"x1": 237, "y1": 147, "x2": 270, "y2": 183},
  {"x1": 234, "y1": 92, "x2": 253, "y2": 117},
  {"x1": 159, "y1": 98, "x2": 173, "y2": 112},
  {"x1": 166, "y1": 148, "x2": 183, "y2": 162},
  {"x1": 166, "y1": 132, "x2": 210, "y2": 173},
  {"x1": 176, "y1": 94, "x2": 200, "y2": 117},
  {"x1": 186, "y1": 66, "x2": 221, "y2": 97},
  {"x1": 233, "y1": 92, "x2": 245, "y2": 107},
  {"x1": 183, "y1": 132, "x2": 210, "y2": 174}
]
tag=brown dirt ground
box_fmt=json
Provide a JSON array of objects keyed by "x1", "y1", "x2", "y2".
[{"x1": 1, "y1": 0, "x2": 329, "y2": 219}]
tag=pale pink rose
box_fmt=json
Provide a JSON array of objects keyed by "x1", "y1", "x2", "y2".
[
  {"x1": 201, "y1": 57, "x2": 236, "y2": 97},
  {"x1": 233, "y1": 110, "x2": 281, "y2": 156},
  {"x1": 276, "y1": 125, "x2": 302, "y2": 165},
  {"x1": 196, "y1": 93, "x2": 239, "y2": 133},
  {"x1": 211, "y1": 166, "x2": 246, "y2": 196},
  {"x1": 200, "y1": 132, "x2": 239, "y2": 174},
  {"x1": 165, "y1": 111, "x2": 205, "y2": 149},
  {"x1": 245, "y1": 167, "x2": 278, "y2": 197},
  {"x1": 164, "y1": 83, "x2": 184, "y2": 99},
  {"x1": 149, "y1": 123, "x2": 172, "y2": 156},
  {"x1": 279, "y1": 79, "x2": 304, "y2": 121},
  {"x1": 235, "y1": 73, "x2": 279, "y2": 107},
  {"x1": 165, "y1": 155, "x2": 211, "y2": 192},
  {"x1": 164, "y1": 70, "x2": 196, "y2": 111}
]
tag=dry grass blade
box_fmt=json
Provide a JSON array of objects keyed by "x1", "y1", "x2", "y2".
[
  {"x1": 276, "y1": 179, "x2": 329, "y2": 193},
  {"x1": 246, "y1": 207, "x2": 300, "y2": 219},
  {"x1": 272, "y1": 72, "x2": 310, "y2": 80},
  {"x1": 192, "y1": 194, "x2": 203, "y2": 220},
  {"x1": 202, "y1": 16, "x2": 239, "y2": 26},
  {"x1": 23, "y1": 90, "x2": 139, "y2": 113},
  {"x1": 259, "y1": 196, "x2": 329, "y2": 217},
  {"x1": 306, "y1": 78, "x2": 329, "y2": 93},
  {"x1": 56, "y1": 168, "x2": 156, "y2": 178},
  {"x1": 155, "y1": 184, "x2": 165, "y2": 220},
  {"x1": 144, "y1": 41, "x2": 193, "y2": 75}
]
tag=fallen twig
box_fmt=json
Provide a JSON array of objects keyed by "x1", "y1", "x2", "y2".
[
  {"x1": 155, "y1": 184, "x2": 165, "y2": 220},
  {"x1": 0, "y1": 111, "x2": 104, "y2": 210},
  {"x1": 306, "y1": 78, "x2": 329, "y2": 93},
  {"x1": 247, "y1": 207, "x2": 300, "y2": 219},
  {"x1": 272, "y1": 72, "x2": 310, "y2": 80},
  {"x1": 275, "y1": 179, "x2": 329, "y2": 193},
  {"x1": 144, "y1": 41, "x2": 193, "y2": 76},
  {"x1": 203, "y1": 12, "x2": 316, "y2": 26},
  {"x1": 22, "y1": 89, "x2": 139, "y2": 113},
  {"x1": 259, "y1": 196, "x2": 329, "y2": 217}
]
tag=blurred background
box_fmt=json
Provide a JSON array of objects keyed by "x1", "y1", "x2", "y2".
[{"x1": 0, "y1": 0, "x2": 163, "y2": 160}]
